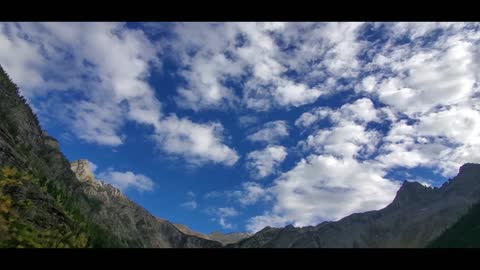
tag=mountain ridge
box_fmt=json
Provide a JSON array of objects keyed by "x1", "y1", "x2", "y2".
[{"x1": 230, "y1": 164, "x2": 480, "y2": 248}]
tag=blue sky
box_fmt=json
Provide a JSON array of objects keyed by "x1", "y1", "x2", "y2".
[{"x1": 1, "y1": 22, "x2": 480, "y2": 234}]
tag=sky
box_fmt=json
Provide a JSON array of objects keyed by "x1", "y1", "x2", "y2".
[{"x1": 1, "y1": 22, "x2": 480, "y2": 234}]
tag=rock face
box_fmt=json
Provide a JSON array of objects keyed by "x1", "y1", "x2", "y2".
[
  {"x1": 0, "y1": 65, "x2": 221, "y2": 248},
  {"x1": 231, "y1": 164, "x2": 480, "y2": 248}
]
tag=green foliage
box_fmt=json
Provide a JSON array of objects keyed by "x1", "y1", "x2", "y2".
[
  {"x1": 428, "y1": 202, "x2": 480, "y2": 248},
  {"x1": 0, "y1": 166, "x2": 127, "y2": 248}
]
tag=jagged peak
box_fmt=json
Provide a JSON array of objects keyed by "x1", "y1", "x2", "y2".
[
  {"x1": 388, "y1": 180, "x2": 431, "y2": 207},
  {"x1": 399, "y1": 180, "x2": 426, "y2": 190}
]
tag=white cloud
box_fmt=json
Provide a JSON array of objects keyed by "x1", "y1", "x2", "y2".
[
  {"x1": 376, "y1": 105, "x2": 480, "y2": 176},
  {"x1": 300, "y1": 122, "x2": 379, "y2": 159},
  {"x1": 295, "y1": 109, "x2": 331, "y2": 128},
  {"x1": 167, "y1": 22, "x2": 366, "y2": 111},
  {"x1": 365, "y1": 26, "x2": 479, "y2": 117},
  {"x1": 97, "y1": 169, "x2": 154, "y2": 192},
  {"x1": 247, "y1": 120, "x2": 289, "y2": 144},
  {"x1": 154, "y1": 115, "x2": 239, "y2": 166},
  {"x1": 236, "y1": 182, "x2": 271, "y2": 206},
  {"x1": 205, "y1": 207, "x2": 240, "y2": 229},
  {"x1": 238, "y1": 115, "x2": 258, "y2": 127},
  {"x1": 297, "y1": 99, "x2": 381, "y2": 160},
  {"x1": 246, "y1": 145, "x2": 287, "y2": 179},
  {"x1": 246, "y1": 213, "x2": 289, "y2": 233},
  {"x1": 181, "y1": 200, "x2": 198, "y2": 210},
  {"x1": 0, "y1": 22, "x2": 159, "y2": 145},
  {"x1": 247, "y1": 155, "x2": 400, "y2": 231},
  {"x1": 295, "y1": 98, "x2": 379, "y2": 129}
]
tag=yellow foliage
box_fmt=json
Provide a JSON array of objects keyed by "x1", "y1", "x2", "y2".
[{"x1": 1, "y1": 167, "x2": 18, "y2": 178}]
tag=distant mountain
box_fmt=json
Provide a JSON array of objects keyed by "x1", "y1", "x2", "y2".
[
  {"x1": 0, "y1": 65, "x2": 221, "y2": 248},
  {"x1": 230, "y1": 164, "x2": 480, "y2": 248},
  {"x1": 207, "y1": 231, "x2": 253, "y2": 245},
  {"x1": 172, "y1": 223, "x2": 252, "y2": 245}
]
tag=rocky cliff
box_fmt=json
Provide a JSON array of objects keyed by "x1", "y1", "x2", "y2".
[{"x1": 231, "y1": 164, "x2": 480, "y2": 248}]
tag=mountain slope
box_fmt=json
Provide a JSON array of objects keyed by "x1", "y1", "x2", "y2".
[
  {"x1": 231, "y1": 164, "x2": 480, "y2": 248},
  {"x1": 0, "y1": 65, "x2": 221, "y2": 248},
  {"x1": 70, "y1": 159, "x2": 222, "y2": 248},
  {"x1": 428, "y1": 201, "x2": 480, "y2": 247}
]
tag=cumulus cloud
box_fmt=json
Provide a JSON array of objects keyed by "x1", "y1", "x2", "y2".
[
  {"x1": 235, "y1": 182, "x2": 271, "y2": 206},
  {"x1": 299, "y1": 121, "x2": 380, "y2": 160},
  {"x1": 154, "y1": 115, "x2": 239, "y2": 166},
  {"x1": 295, "y1": 98, "x2": 379, "y2": 129},
  {"x1": 97, "y1": 169, "x2": 155, "y2": 192},
  {"x1": 247, "y1": 155, "x2": 400, "y2": 232},
  {"x1": 246, "y1": 145, "x2": 287, "y2": 179},
  {"x1": 247, "y1": 120, "x2": 289, "y2": 144},
  {"x1": 166, "y1": 22, "x2": 367, "y2": 111},
  {"x1": 376, "y1": 106, "x2": 480, "y2": 176}
]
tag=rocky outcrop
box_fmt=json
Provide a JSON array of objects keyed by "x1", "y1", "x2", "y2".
[
  {"x1": 231, "y1": 164, "x2": 480, "y2": 248},
  {"x1": 71, "y1": 160, "x2": 95, "y2": 183}
]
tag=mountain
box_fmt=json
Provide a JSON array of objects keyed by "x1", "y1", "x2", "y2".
[
  {"x1": 207, "y1": 231, "x2": 253, "y2": 245},
  {"x1": 172, "y1": 223, "x2": 252, "y2": 245},
  {"x1": 230, "y1": 164, "x2": 480, "y2": 248},
  {"x1": 0, "y1": 65, "x2": 221, "y2": 248}
]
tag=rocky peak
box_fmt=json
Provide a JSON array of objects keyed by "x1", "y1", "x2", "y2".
[
  {"x1": 458, "y1": 163, "x2": 480, "y2": 175},
  {"x1": 384, "y1": 180, "x2": 433, "y2": 209},
  {"x1": 70, "y1": 159, "x2": 95, "y2": 183}
]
